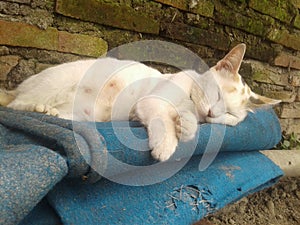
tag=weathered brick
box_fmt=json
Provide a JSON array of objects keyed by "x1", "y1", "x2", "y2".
[
  {"x1": 0, "y1": 46, "x2": 9, "y2": 56},
  {"x1": 280, "y1": 103, "x2": 300, "y2": 118},
  {"x1": 0, "y1": 55, "x2": 20, "y2": 80},
  {"x1": 58, "y1": 31, "x2": 107, "y2": 57},
  {"x1": 279, "y1": 118, "x2": 289, "y2": 133},
  {"x1": 161, "y1": 22, "x2": 230, "y2": 51},
  {"x1": 273, "y1": 53, "x2": 300, "y2": 70},
  {"x1": 154, "y1": 0, "x2": 214, "y2": 17},
  {"x1": 225, "y1": 28, "x2": 277, "y2": 62},
  {"x1": 192, "y1": 1, "x2": 214, "y2": 17},
  {"x1": 296, "y1": 88, "x2": 300, "y2": 101},
  {"x1": 35, "y1": 63, "x2": 54, "y2": 74},
  {"x1": 154, "y1": 0, "x2": 186, "y2": 10},
  {"x1": 31, "y1": 0, "x2": 55, "y2": 10},
  {"x1": 56, "y1": 0, "x2": 160, "y2": 34},
  {"x1": 0, "y1": 20, "x2": 107, "y2": 57},
  {"x1": 294, "y1": 12, "x2": 300, "y2": 29},
  {"x1": 279, "y1": 118, "x2": 300, "y2": 137},
  {"x1": 287, "y1": 122, "x2": 300, "y2": 138},
  {"x1": 248, "y1": 60, "x2": 300, "y2": 87},
  {"x1": 268, "y1": 29, "x2": 300, "y2": 51},
  {"x1": 249, "y1": 0, "x2": 296, "y2": 24},
  {"x1": 214, "y1": 1, "x2": 273, "y2": 37},
  {"x1": 5, "y1": 0, "x2": 30, "y2": 3},
  {"x1": 291, "y1": 0, "x2": 300, "y2": 9},
  {"x1": 0, "y1": 20, "x2": 56, "y2": 49},
  {"x1": 252, "y1": 69, "x2": 285, "y2": 86}
]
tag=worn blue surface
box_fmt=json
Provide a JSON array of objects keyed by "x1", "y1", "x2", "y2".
[
  {"x1": 0, "y1": 145, "x2": 67, "y2": 225},
  {"x1": 47, "y1": 152, "x2": 282, "y2": 225},
  {"x1": 19, "y1": 198, "x2": 62, "y2": 225},
  {"x1": 0, "y1": 106, "x2": 283, "y2": 225}
]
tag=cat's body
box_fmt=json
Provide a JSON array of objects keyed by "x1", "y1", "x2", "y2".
[{"x1": 0, "y1": 44, "x2": 280, "y2": 161}]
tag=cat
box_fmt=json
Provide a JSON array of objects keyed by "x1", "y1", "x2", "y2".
[{"x1": 0, "y1": 44, "x2": 280, "y2": 161}]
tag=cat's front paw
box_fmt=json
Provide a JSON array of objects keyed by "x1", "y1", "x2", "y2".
[
  {"x1": 151, "y1": 143, "x2": 178, "y2": 162},
  {"x1": 35, "y1": 104, "x2": 59, "y2": 117},
  {"x1": 150, "y1": 135, "x2": 178, "y2": 161},
  {"x1": 205, "y1": 113, "x2": 241, "y2": 126},
  {"x1": 175, "y1": 110, "x2": 198, "y2": 141},
  {"x1": 147, "y1": 118, "x2": 179, "y2": 161}
]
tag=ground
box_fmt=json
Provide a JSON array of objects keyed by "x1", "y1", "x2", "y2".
[{"x1": 197, "y1": 176, "x2": 300, "y2": 225}]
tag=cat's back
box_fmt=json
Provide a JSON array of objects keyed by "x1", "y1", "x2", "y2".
[{"x1": 16, "y1": 59, "x2": 98, "y2": 93}]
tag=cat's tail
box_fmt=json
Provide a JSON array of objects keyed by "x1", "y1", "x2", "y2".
[{"x1": 0, "y1": 89, "x2": 16, "y2": 106}]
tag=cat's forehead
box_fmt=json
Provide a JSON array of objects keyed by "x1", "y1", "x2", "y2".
[{"x1": 211, "y1": 67, "x2": 244, "y2": 85}]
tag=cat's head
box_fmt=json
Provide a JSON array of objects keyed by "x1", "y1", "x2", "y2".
[
  {"x1": 211, "y1": 43, "x2": 280, "y2": 114},
  {"x1": 192, "y1": 43, "x2": 281, "y2": 124}
]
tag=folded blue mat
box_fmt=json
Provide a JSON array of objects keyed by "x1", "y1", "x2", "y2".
[
  {"x1": 96, "y1": 107, "x2": 281, "y2": 168},
  {"x1": 46, "y1": 152, "x2": 282, "y2": 225},
  {"x1": 0, "y1": 107, "x2": 282, "y2": 224},
  {"x1": 0, "y1": 146, "x2": 67, "y2": 225}
]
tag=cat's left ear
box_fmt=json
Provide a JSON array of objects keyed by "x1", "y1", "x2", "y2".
[
  {"x1": 248, "y1": 92, "x2": 281, "y2": 110},
  {"x1": 215, "y1": 43, "x2": 246, "y2": 74}
]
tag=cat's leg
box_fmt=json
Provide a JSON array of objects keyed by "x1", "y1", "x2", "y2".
[
  {"x1": 148, "y1": 117, "x2": 179, "y2": 161},
  {"x1": 175, "y1": 99, "x2": 198, "y2": 141},
  {"x1": 175, "y1": 110, "x2": 198, "y2": 141},
  {"x1": 206, "y1": 111, "x2": 247, "y2": 126},
  {"x1": 135, "y1": 97, "x2": 179, "y2": 161}
]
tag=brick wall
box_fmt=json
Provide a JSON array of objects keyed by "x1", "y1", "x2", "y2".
[{"x1": 0, "y1": 0, "x2": 300, "y2": 141}]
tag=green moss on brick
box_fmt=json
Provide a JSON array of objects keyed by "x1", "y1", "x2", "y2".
[
  {"x1": 268, "y1": 29, "x2": 300, "y2": 51},
  {"x1": 252, "y1": 70, "x2": 270, "y2": 84},
  {"x1": 214, "y1": 2, "x2": 269, "y2": 37},
  {"x1": 161, "y1": 22, "x2": 230, "y2": 51},
  {"x1": 249, "y1": 0, "x2": 296, "y2": 24},
  {"x1": 56, "y1": 0, "x2": 160, "y2": 34},
  {"x1": 154, "y1": 0, "x2": 213, "y2": 17},
  {"x1": 154, "y1": 0, "x2": 187, "y2": 11},
  {"x1": 193, "y1": 1, "x2": 214, "y2": 18},
  {"x1": 0, "y1": 20, "x2": 58, "y2": 50},
  {"x1": 58, "y1": 31, "x2": 107, "y2": 57},
  {"x1": 0, "y1": 20, "x2": 107, "y2": 57},
  {"x1": 294, "y1": 13, "x2": 300, "y2": 29}
]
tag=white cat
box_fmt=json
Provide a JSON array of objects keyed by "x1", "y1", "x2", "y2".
[{"x1": 0, "y1": 44, "x2": 280, "y2": 161}]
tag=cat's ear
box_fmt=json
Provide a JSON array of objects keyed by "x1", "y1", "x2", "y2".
[
  {"x1": 248, "y1": 92, "x2": 281, "y2": 110},
  {"x1": 215, "y1": 44, "x2": 246, "y2": 74}
]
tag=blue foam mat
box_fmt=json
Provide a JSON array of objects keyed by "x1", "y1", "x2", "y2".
[
  {"x1": 0, "y1": 146, "x2": 67, "y2": 225},
  {"x1": 96, "y1": 108, "x2": 281, "y2": 166},
  {"x1": 46, "y1": 152, "x2": 282, "y2": 225},
  {"x1": 0, "y1": 107, "x2": 282, "y2": 224}
]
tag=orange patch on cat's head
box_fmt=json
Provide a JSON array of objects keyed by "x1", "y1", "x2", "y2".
[{"x1": 224, "y1": 86, "x2": 238, "y2": 93}]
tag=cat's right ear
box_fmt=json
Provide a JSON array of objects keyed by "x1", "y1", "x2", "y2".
[{"x1": 215, "y1": 44, "x2": 246, "y2": 74}]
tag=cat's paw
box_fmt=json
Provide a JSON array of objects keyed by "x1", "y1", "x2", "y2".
[
  {"x1": 205, "y1": 113, "x2": 242, "y2": 126},
  {"x1": 175, "y1": 110, "x2": 198, "y2": 141},
  {"x1": 149, "y1": 129, "x2": 178, "y2": 161},
  {"x1": 147, "y1": 118, "x2": 178, "y2": 161},
  {"x1": 35, "y1": 104, "x2": 59, "y2": 117},
  {"x1": 150, "y1": 137, "x2": 178, "y2": 161}
]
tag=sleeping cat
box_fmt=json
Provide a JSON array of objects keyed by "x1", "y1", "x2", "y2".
[{"x1": 0, "y1": 44, "x2": 280, "y2": 161}]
